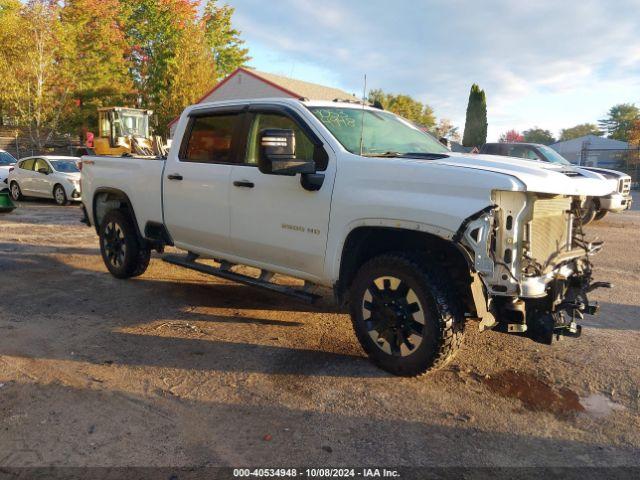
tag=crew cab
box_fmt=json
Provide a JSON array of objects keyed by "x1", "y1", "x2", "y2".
[
  {"x1": 479, "y1": 142, "x2": 632, "y2": 223},
  {"x1": 81, "y1": 98, "x2": 612, "y2": 376}
]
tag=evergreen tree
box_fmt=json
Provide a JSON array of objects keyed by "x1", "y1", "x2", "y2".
[{"x1": 462, "y1": 84, "x2": 487, "y2": 148}]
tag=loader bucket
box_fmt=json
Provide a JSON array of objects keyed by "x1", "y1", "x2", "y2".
[{"x1": 0, "y1": 191, "x2": 16, "y2": 213}]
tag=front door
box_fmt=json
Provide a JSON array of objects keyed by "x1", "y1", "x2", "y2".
[
  {"x1": 228, "y1": 107, "x2": 335, "y2": 280},
  {"x1": 163, "y1": 108, "x2": 245, "y2": 255}
]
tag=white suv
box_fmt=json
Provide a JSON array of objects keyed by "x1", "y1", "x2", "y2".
[{"x1": 8, "y1": 156, "x2": 81, "y2": 205}]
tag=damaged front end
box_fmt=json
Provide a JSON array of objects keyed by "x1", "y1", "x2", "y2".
[{"x1": 459, "y1": 191, "x2": 611, "y2": 344}]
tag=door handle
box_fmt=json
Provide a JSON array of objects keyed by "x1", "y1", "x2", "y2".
[
  {"x1": 167, "y1": 173, "x2": 183, "y2": 181},
  {"x1": 233, "y1": 180, "x2": 254, "y2": 188}
]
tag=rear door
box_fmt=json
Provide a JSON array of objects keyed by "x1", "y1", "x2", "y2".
[
  {"x1": 162, "y1": 106, "x2": 246, "y2": 255},
  {"x1": 32, "y1": 158, "x2": 53, "y2": 197},
  {"x1": 228, "y1": 105, "x2": 335, "y2": 280},
  {"x1": 16, "y1": 158, "x2": 36, "y2": 194}
]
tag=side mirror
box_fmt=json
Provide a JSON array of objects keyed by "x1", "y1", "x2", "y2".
[
  {"x1": 37, "y1": 168, "x2": 49, "y2": 175},
  {"x1": 258, "y1": 129, "x2": 315, "y2": 176}
]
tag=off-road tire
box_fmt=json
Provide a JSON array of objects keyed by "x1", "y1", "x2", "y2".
[
  {"x1": 593, "y1": 210, "x2": 608, "y2": 222},
  {"x1": 99, "y1": 209, "x2": 150, "y2": 279},
  {"x1": 349, "y1": 252, "x2": 464, "y2": 376},
  {"x1": 10, "y1": 181, "x2": 22, "y2": 201},
  {"x1": 53, "y1": 184, "x2": 69, "y2": 206}
]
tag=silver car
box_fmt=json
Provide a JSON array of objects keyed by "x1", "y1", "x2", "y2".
[{"x1": 8, "y1": 156, "x2": 81, "y2": 205}]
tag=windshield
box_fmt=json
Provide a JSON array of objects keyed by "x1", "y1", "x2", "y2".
[
  {"x1": 0, "y1": 151, "x2": 17, "y2": 166},
  {"x1": 115, "y1": 109, "x2": 149, "y2": 138},
  {"x1": 49, "y1": 160, "x2": 79, "y2": 173},
  {"x1": 309, "y1": 107, "x2": 449, "y2": 157},
  {"x1": 539, "y1": 145, "x2": 571, "y2": 165}
]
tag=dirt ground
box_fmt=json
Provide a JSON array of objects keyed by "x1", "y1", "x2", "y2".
[{"x1": 0, "y1": 200, "x2": 639, "y2": 468}]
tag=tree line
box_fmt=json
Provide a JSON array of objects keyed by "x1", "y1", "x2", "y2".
[
  {"x1": 497, "y1": 103, "x2": 640, "y2": 145},
  {"x1": 0, "y1": 0, "x2": 249, "y2": 147}
]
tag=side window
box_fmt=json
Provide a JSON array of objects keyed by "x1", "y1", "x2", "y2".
[
  {"x1": 34, "y1": 159, "x2": 50, "y2": 173},
  {"x1": 182, "y1": 113, "x2": 239, "y2": 163},
  {"x1": 245, "y1": 113, "x2": 322, "y2": 168},
  {"x1": 20, "y1": 159, "x2": 35, "y2": 170},
  {"x1": 506, "y1": 145, "x2": 539, "y2": 160}
]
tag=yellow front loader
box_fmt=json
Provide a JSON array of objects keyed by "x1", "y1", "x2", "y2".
[{"x1": 94, "y1": 107, "x2": 165, "y2": 157}]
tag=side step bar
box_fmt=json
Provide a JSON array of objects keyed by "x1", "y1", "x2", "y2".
[{"x1": 162, "y1": 253, "x2": 321, "y2": 304}]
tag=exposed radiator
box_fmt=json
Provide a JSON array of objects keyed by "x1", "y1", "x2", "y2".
[{"x1": 528, "y1": 197, "x2": 571, "y2": 265}]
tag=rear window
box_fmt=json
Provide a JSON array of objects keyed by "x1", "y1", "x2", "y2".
[
  {"x1": 182, "y1": 114, "x2": 239, "y2": 163},
  {"x1": 20, "y1": 159, "x2": 35, "y2": 170}
]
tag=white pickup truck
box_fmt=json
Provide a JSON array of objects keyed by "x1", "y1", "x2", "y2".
[{"x1": 81, "y1": 98, "x2": 613, "y2": 376}]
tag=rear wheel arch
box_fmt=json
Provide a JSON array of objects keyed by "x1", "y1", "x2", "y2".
[
  {"x1": 92, "y1": 188, "x2": 142, "y2": 240},
  {"x1": 335, "y1": 226, "x2": 477, "y2": 315}
]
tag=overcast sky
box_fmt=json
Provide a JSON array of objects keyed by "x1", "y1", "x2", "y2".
[{"x1": 224, "y1": 0, "x2": 640, "y2": 141}]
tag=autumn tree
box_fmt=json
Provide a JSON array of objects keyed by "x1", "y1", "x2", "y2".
[
  {"x1": 432, "y1": 118, "x2": 460, "y2": 142},
  {"x1": 368, "y1": 89, "x2": 435, "y2": 128},
  {"x1": 559, "y1": 123, "x2": 602, "y2": 141},
  {"x1": 462, "y1": 84, "x2": 487, "y2": 148},
  {"x1": 0, "y1": 0, "x2": 74, "y2": 149},
  {"x1": 499, "y1": 129, "x2": 524, "y2": 143},
  {"x1": 629, "y1": 119, "x2": 640, "y2": 148},
  {"x1": 522, "y1": 127, "x2": 555, "y2": 145},
  {"x1": 60, "y1": 0, "x2": 133, "y2": 136},
  {"x1": 599, "y1": 103, "x2": 640, "y2": 141},
  {"x1": 158, "y1": 19, "x2": 216, "y2": 130},
  {"x1": 124, "y1": 0, "x2": 249, "y2": 133}
]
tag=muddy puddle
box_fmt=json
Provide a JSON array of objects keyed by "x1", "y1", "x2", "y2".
[
  {"x1": 483, "y1": 370, "x2": 583, "y2": 417},
  {"x1": 483, "y1": 370, "x2": 627, "y2": 419}
]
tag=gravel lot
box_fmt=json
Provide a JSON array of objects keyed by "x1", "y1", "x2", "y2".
[{"x1": 0, "y1": 200, "x2": 639, "y2": 468}]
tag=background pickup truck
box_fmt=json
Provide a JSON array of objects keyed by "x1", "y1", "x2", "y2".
[
  {"x1": 479, "y1": 142, "x2": 633, "y2": 224},
  {"x1": 82, "y1": 98, "x2": 612, "y2": 376}
]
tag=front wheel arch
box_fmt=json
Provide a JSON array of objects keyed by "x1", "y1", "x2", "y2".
[{"x1": 335, "y1": 226, "x2": 476, "y2": 316}]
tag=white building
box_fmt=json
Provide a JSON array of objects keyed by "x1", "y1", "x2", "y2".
[
  {"x1": 168, "y1": 67, "x2": 357, "y2": 137},
  {"x1": 550, "y1": 135, "x2": 629, "y2": 167}
]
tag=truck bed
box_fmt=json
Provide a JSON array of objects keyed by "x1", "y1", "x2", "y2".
[{"x1": 81, "y1": 155, "x2": 166, "y2": 233}]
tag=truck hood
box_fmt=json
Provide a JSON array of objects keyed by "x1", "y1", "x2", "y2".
[{"x1": 438, "y1": 153, "x2": 612, "y2": 197}]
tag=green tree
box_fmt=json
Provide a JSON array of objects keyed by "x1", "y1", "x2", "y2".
[
  {"x1": 0, "y1": 0, "x2": 74, "y2": 149},
  {"x1": 158, "y1": 19, "x2": 216, "y2": 131},
  {"x1": 559, "y1": 123, "x2": 603, "y2": 141},
  {"x1": 60, "y1": 0, "x2": 133, "y2": 136},
  {"x1": 202, "y1": 0, "x2": 250, "y2": 80},
  {"x1": 522, "y1": 127, "x2": 555, "y2": 145},
  {"x1": 462, "y1": 84, "x2": 487, "y2": 148},
  {"x1": 368, "y1": 89, "x2": 435, "y2": 128},
  {"x1": 123, "y1": 0, "x2": 249, "y2": 133},
  {"x1": 432, "y1": 118, "x2": 460, "y2": 142},
  {"x1": 598, "y1": 103, "x2": 640, "y2": 141}
]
